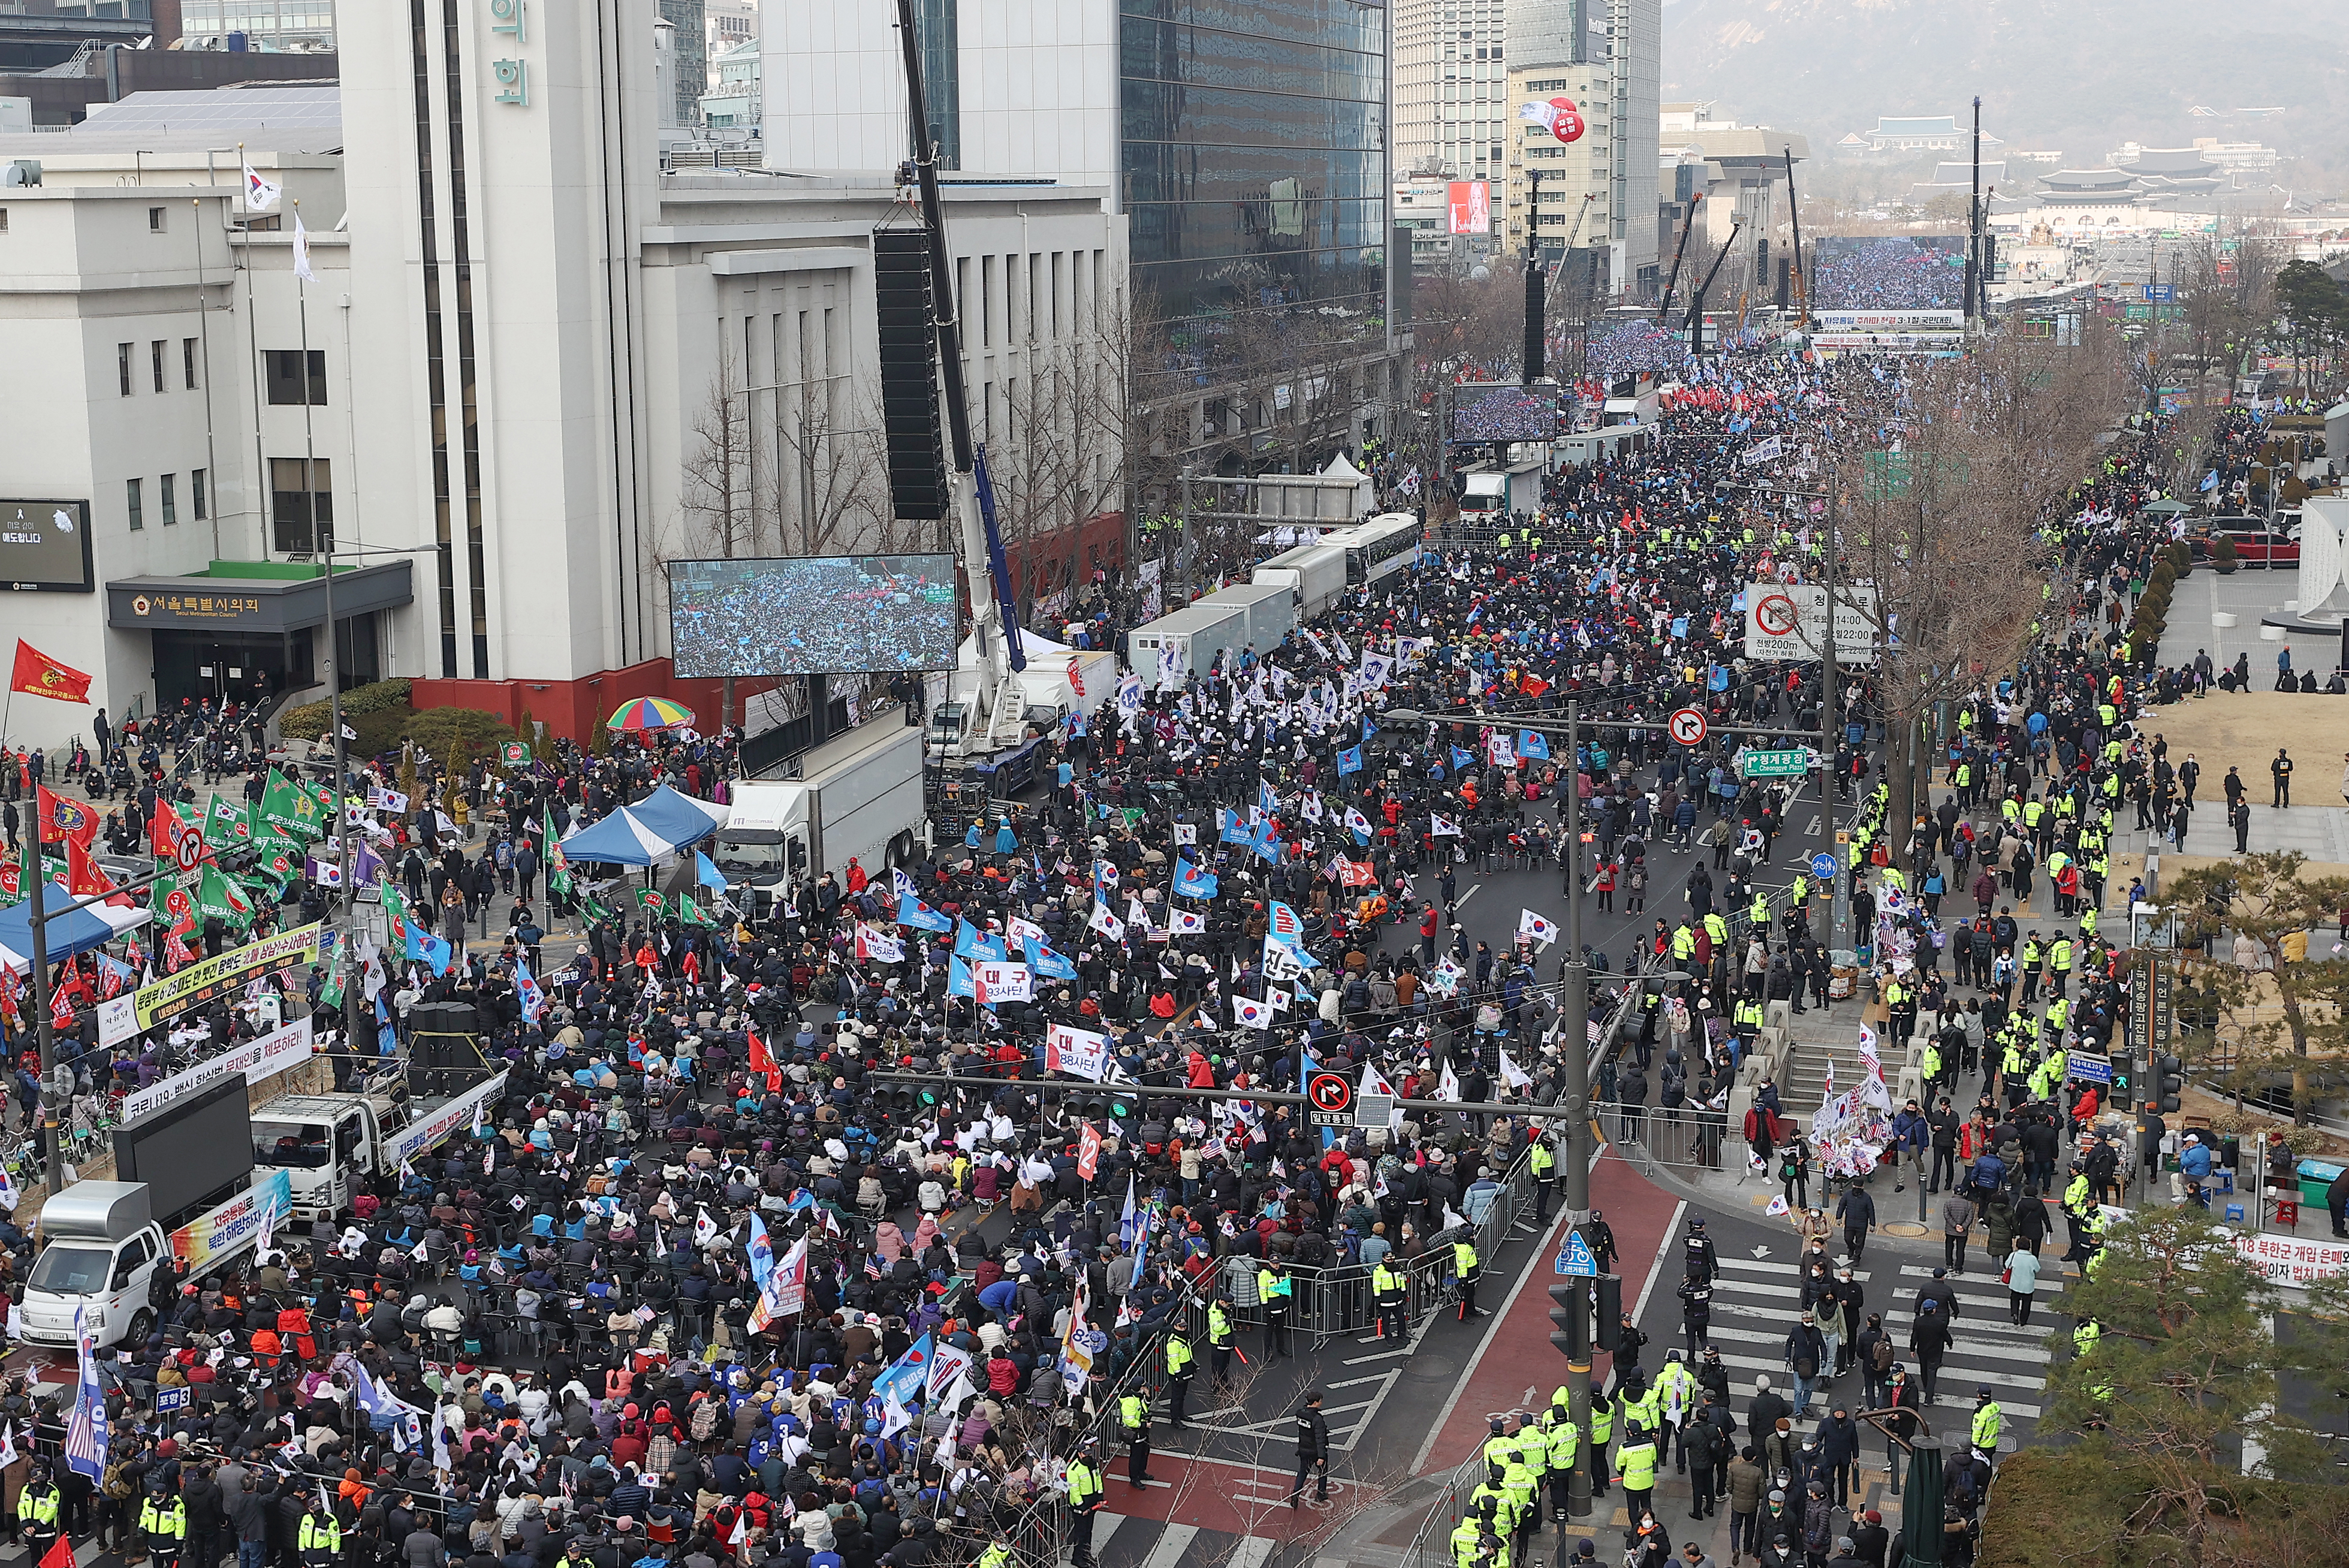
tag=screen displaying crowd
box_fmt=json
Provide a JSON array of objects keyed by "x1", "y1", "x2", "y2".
[
  {"x1": 1813, "y1": 236, "x2": 1970, "y2": 310},
  {"x1": 1448, "y1": 384, "x2": 1560, "y2": 444},
  {"x1": 669, "y1": 554, "x2": 958, "y2": 677}
]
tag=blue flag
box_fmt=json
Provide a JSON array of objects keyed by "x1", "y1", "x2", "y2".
[
  {"x1": 1518, "y1": 729, "x2": 1551, "y2": 761},
  {"x1": 873, "y1": 1333, "x2": 934, "y2": 1407},
  {"x1": 1024, "y1": 937, "x2": 1078, "y2": 982},
  {"x1": 1174, "y1": 858, "x2": 1219, "y2": 899},
  {"x1": 695, "y1": 850, "x2": 728, "y2": 889},
  {"x1": 955, "y1": 919, "x2": 1007, "y2": 961},
  {"x1": 1219, "y1": 809, "x2": 1253, "y2": 845},
  {"x1": 1451, "y1": 745, "x2": 1473, "y2": 771},
  {"x1": 1249, "y1": 824, "x2": 1284, "y2": 864},
  {"x1": 948, "y1": 955, "x2": 976, "y2": 999},
  {"x1": 1337, "y1": 745, "x2": 1364, "y2": 776},
  {"x1": 896, "y1": 894, "x2": 953, "y2": 933}
]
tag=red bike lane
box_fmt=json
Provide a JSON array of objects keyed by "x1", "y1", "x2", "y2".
[{"x1": 1415, "y1": 1149, "x2": 1684, "y2": 1476}]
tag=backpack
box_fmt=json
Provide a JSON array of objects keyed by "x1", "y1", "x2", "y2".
[{"x1": 1871, "y1": 1336, "x2": 1893, "y2": 1374}]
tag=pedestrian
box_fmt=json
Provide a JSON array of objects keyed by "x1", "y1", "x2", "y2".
[
  {"x1": 1941, "y1": 1189, "x2": 1976, "y2": 1274},
  {"x1": 1290, "y1": 1390, "x2": 1331, "y2": 1507},
  {"x1": 2002, "y1": 1242, "x2": 2040, "y2": 1325},
  {"x1": 2272, "y1": 747, "x2": 2293, "y2": 808},
  {"x1": 1784, "y1": 1312, "x2": 1826, "y2": 1420},
  {"x1": 1834, "y1": 1181, "x2": 1875, "y2": 1262}
]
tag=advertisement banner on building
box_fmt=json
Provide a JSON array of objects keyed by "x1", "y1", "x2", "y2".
[
  {"x1": 171, "y1": 1168, "x2": 293, "y2": 1274},
  {"x1": 121, "y1": 1017, "x2": 315, "y2": 1123},
  {"x1": 1447, "y1": 180, "x2": 1491, "y2": 236}
]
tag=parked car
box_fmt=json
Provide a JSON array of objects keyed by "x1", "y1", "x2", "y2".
[{"x1": 2192, "y1": 514, "x2": 2300, "y2": 568}]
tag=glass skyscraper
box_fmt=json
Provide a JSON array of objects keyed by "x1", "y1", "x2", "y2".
[{"x1": 1119, "y1": 0, "x2": 1389, "y2": 327}]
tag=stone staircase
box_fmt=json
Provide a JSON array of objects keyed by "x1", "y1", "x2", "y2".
[{"x1": 1777, "y1": 1021, "x2": 1883, "y2": 1117}]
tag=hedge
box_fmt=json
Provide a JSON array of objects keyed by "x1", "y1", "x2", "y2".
[{"x1": 278, "y1": 679, "x2": 414, "y2": 743}]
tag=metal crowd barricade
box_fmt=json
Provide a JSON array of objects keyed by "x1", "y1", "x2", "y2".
[{"x1": 1394, "y1": 1454, "x2": 1491, "y2": 1568}]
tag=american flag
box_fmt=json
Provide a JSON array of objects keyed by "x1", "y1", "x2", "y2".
[{"x1": 864, "y1": 1255, "x2": 883, "y2": 1280}]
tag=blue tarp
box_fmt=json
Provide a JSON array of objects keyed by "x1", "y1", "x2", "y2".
[
  {"x1": 0, "y1": 889, "x2": 129, "y2": 970},
  {"x1": 559, "y1": 785, "x2": 727, "y2": 867}
]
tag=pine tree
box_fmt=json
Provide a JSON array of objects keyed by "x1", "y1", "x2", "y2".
[{"x1": 2040, "y1": 1207, "x2": 2349, "y2": 1560}]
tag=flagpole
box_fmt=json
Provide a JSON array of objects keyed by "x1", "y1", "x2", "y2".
[{"x1": 25, "y1": 843, "x2": 62, "y2": 1195}]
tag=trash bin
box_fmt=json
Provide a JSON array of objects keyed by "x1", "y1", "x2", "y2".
[{"x1": 2298, "y1": 1157, "x2": 2345, "y2": 1210}]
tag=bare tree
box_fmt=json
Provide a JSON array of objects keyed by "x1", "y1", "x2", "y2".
[
  {"x1": 677, "y1": 348, "x2": 757, "y2": 562},
  {"x1": 770, "y1": 379, "x2": 903, "y2": 557},
  {"x1": 1831, "y1": 321, "x2": 2129, "y2": 831}
]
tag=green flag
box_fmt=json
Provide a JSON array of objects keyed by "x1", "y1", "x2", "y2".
[
  {"x1": 635, "y1": 887, "x2": 670, "y2": 918},
  {"x1": 544, "y1": 808, "x2": 572, "y2": 897},
  {"x1": 381, "y1": 883, "x2": 415, "y2": 951},
  {"x1": 318, "y1": 945, "x2": 346, "y2": 1011},
  {"x1": 257, "y1": 767, "x2": 326, "y2": 845},
  {"x1": 577, "y1": 889, "x2": 615, "y2": 925},
  {"x1": 197, "y1": 861, "x2": 255, "y2": 928},
  {"x1": 679, "y1": 893, "x2": 716, "y2": 928},
  {"x1": 204, "y1": 794, "x2": 253, "y2": 850}
]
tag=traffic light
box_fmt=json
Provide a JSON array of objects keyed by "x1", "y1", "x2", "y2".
[
  {"x1": 1547, "y1": 1280, "x2": 1590, "y2": 1358},
  {"x1": 1593, "y1": 1274, "x2": 1623, "y2": 1350},
  {"x1": 2155, "y1": 1054, "x2": 2184, "y2": 1115}
]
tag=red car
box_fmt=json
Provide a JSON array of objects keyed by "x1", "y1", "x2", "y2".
[{"x1": 2194, "y1": 518, "x2": 2301, "y2": 568}]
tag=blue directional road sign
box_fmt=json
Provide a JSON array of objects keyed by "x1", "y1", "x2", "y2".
[
  {"x1": 1555, "y1": 1230, "x2": 1597, "y2": 1276},
  {"x1": 2142, "y1": 284, "x2": 2175, "y2": 303},
  {"x1": 1810, "y1": 852, "x2": 1838, "y2": 879}
]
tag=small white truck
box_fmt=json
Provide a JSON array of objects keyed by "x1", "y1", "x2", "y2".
[
  {"x1": 251, "y1": 1071, "x2": 511, "y2": 1223},
  {"x1": 22, "y1": 1174, "x2": 287, "y2": 1350}
]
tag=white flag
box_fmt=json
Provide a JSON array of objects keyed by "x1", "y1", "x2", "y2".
[
  {"x1": 1497, "y1": 1045, "x2": 1533, "y2": 1091},
  {"x1": 292, "y1": 208, "x2": 315, "y2": 282},
  {"x1": 1765, "y1": 1196, "x2": 1791, "y2": 1217},
  {"x1": 1518, "y1": 908, "x2": 1561, "y2": 946},
  {"x1": 242, "y1": 162, "x2": 282, "y2": 211},
  {"x1": 1439, "y1": 1057, "x2": 1462, "y2": 1102}
]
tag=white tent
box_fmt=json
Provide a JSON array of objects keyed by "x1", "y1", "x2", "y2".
[
  {"x1": 954, "y1": 626, "x2": 1115, "y2": 720},
  {"x1": 1320, "y1": 451, "x2": 1376, "y2": 515}
]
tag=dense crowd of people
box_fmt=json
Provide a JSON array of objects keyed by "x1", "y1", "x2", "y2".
[{"x1": 0, "y1": 339, "x2": 2262, "y2": 1568}]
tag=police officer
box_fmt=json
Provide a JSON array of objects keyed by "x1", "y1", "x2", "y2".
[
  {"x1": 1259, "y1": 1259, "x2": 1295, "y2": 1359},
  {"x1": 145, "y1": 1480, "x2": 189, "y2": 1568},
  {"x1": 1206, "y1": 1291, "x2": 1237, "y2": 1383},
  {"x1": 1372, "y1": 1253, "x2": 1407, "y2": 1343},
  {"x1": 1119, "y1": 1384, "x2": 1154, "y2": 1485},
  {"x1": 1613, "y1": 1420, "x2": 1661, "y2": 1521},
  {"x1": 1292, "y1": 1390, "x2": 1332, "y2": 1507},
  {"x1": 1163, "y1": 1323, "x2": 1195, "y2": 1426},
  {"x1": 17, "y1": 1463, "x2": 61, "y2": 1566},
  {"x1": 1971, "y1": 1386, "x2": 2003, "y2": 1467},
  {"x1": 1530, "y1": 1132, "x2": 1558, "y2": 1222},
  {"x1": 1066, "y1": 1438, "x2": 1105, "y2": 1566},
  {"x1": 975, "y1": 1533, "x2": 1014, "y2": 1568},
  {"x1": 1541, "y1": 1391, "x2": 1581, "y2": 1521},
  {"x1": 1454, "y1": 1232, "x2": 1485, "y2": 1319}
]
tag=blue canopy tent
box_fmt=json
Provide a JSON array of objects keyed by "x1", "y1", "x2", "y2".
[
  {"x1": 558, "y1": 785, "x2": 729, "y2": 867},
  {"x1": 0, "y1": 886, "x2": 150, "y2": 974}
]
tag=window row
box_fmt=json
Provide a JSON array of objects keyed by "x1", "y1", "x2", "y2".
[{"x1": 124, "y1": 470, "x2": 207, "y2": 533}]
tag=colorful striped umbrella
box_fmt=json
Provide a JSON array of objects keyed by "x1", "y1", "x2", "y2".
[{"x1": 605, "y1": 695, "x2": 695, "y2": 732}]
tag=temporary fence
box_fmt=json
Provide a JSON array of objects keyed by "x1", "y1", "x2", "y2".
[{"x1": 1391, "y1": 1453, "x2": 1492, "y2": 1568}]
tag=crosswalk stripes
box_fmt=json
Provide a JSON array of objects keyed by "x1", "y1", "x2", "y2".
[
  {"x1": 1094, "y1": 1518, "x2": 1269, "y2": 1568},
  {"x1": 1677, "y1": 1252, "x2": 2057, "y2": 1425}
]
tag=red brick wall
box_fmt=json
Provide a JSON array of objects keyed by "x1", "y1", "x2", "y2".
[{"x1": 409, "y1": 659, "x2": 776, "y2": 746}]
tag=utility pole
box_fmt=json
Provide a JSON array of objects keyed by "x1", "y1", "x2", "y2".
[
  {"x1": 1557, "y1": 698, "x2": 1595, "y2": 1519},
  {"x1": 1964, "y1": 95, "x2": 1982, "y2": 331}
]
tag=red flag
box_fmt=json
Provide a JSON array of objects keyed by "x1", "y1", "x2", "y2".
[
  {"x1": 746, "y1": 1029, "x2": 782, "y2": 1093},
  {"x1": 151, "y1": 797, "x2": 201, "y2": 862},
  {"x1": 1518, "y1": 674, "x2": 1551, "y2": 698},
  {"x1": 35, "y1": 786, "x2": 97, "y2": 849},
  {"x1": 65, "y1": 838, "x2": 114, "y2": 899},
  {"x1": 165, "y1": 930, "x2": 196, "y2": 967},
  {"x1": 39, "y1": 1533, "x2": 73, "y2": 1568},
  {"x1": 9, "y1": 641, "x2": 92, "y2": 704},
  {"x1": 50, "y1": 984, "x2": 73, "y2": 1030},
  {"x1": 1066, "y1": 656, "x2": 1085, "y2": 699}
]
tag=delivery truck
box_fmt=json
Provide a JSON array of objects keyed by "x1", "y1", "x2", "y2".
[
  {"x1": 1127, "y1": 599, "x2": 1250, "y2": 691},
  {"x1": 1196, "y1": 581, "x2": 1296, "y2": 651},
  {"x1": 22, "y1": 1172, "x2": 289, "y2": 1349},
  {"x1": 250, "y1": 1071, "x2": 511, "y2": 1223},
  {"x1": 711, "y1": 719, "x2": 927, "y2": 912},
  {"x1": 1252, "y1": 543, "x2": 1349, "y2": 623}
]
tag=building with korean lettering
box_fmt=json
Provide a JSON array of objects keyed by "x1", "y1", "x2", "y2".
[{"x1": 0, "y1": 0, "x2": 1123, "y2": 750}]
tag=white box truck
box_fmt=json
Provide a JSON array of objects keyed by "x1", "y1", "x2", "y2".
[
  {"x1": 1127, "y1": 599, "x2": 1249, "y2": 691},
  {"x1": 713, "y1": 720, "x2": 928, "y2": 911},
  {"x1": 1252, "y1": 544, "x2": 1349, "y2": 623},
  {"x1": 251, "y1": 1071, "x2": 510, "y2": 1223},
  {"x1": 23, "y1": 1172, "x2": 290, "y2": 1349},
  {"x1": 1197, "y1": 581, "x2": 1296, "y2": 652}
]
